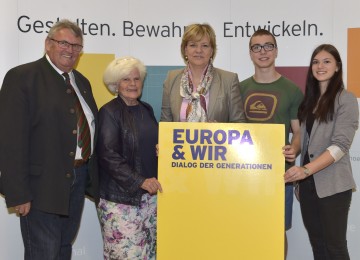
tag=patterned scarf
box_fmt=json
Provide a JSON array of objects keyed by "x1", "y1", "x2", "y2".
[{"x1": 180, "y1": 62, "x2": 214, "y2": 122}]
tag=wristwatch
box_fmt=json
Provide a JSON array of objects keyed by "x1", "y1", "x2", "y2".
[{"x1": 302, "y1": 166, "x2": 311, "y2": 177}]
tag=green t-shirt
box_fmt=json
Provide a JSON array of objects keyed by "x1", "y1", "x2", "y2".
[{"x1": 240, "y1": 76, "x2": 304, "y2": 169}]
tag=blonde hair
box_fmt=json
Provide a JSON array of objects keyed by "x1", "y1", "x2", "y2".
[
  {"x1": 180, "y1": 23, "x2": 217, "y2": 63},
  {"x1": 103, "y1": 56, "x2": 147, "y2": 94}
]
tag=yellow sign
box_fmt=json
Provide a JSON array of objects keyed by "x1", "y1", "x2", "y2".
[
  {"x1": 157, "y1": 122, "x2": 285, "y2": 260},
  {"x1": 76, "y1": 53, "x2": 115, "y2": 108}
]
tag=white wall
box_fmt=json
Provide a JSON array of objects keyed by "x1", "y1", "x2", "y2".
[{"x1": 1, "y1": 0, "x2": 360, "y2": 259}]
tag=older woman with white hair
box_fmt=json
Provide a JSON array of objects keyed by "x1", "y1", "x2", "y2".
[{"x1": 97, "y1": 56, "x2": 162, "y2": 260}]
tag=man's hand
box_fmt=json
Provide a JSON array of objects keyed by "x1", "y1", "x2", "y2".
[
  {"x1": 283, "y1": 145, "x2": 297, "y2": 162},
  {"x1": 14, "y1": 202, "x2": 31, "y2": 216}
]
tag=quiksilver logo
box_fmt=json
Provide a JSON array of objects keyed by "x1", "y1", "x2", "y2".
[
  {"x1": 249, "y1": 101, "x2": 267, "y2": 114},
  {"x1": 244, "y1": 92, "x2": 278, "y2": 121}
]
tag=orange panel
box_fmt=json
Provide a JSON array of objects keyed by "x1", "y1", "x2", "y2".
[{"x1": 348, "y1": 28, "x2": 360, "y2": 98}]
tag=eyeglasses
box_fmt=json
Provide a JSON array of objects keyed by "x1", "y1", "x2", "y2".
[
  {"x1": 250, "y1": 43, "x2": 276, "y2": 53},
  {"x1": 49, "y1": 38, "x2": 83, "y2": 52}
]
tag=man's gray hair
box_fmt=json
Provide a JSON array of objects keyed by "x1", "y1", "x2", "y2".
[{"x1": 47, "y1": 19, "x2": 83, "y2": 43}]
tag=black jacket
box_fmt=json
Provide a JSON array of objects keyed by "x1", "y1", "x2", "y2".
[
  {"x1": 0, "y1": 57, "x2": 99, "y2": 215},
  {"x1": 97, "y1": 96, "x2": 157, "y2": 206}
]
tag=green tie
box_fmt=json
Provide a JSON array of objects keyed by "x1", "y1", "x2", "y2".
[{"x1": 63, "y1": 72, "x2": 91, "y2": 161}]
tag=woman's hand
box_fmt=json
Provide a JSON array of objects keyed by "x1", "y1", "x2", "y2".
[
  {"x1": 284, "y1": 166, "x2": 307, "y2": 183},
  {"x1": 141, "y1": 178, "x2": 163, "y2": 195}
]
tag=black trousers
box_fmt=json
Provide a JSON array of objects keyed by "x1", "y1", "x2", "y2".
[{"x1": 299, "y1": 176, "x2": 352, "y2": 260}]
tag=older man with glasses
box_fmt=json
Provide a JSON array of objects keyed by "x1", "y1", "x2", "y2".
[{"x1": 0, "y1": 19, "x2": 98, "y2": 260}]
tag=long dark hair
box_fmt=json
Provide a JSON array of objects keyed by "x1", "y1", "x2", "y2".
[{"x1": 298, "y1": 44, "x2": 344, "y2": 123}]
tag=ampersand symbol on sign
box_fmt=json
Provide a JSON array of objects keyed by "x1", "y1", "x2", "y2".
[{"x1": 172, "y1": 145, "x2": 185, "y2": 160}]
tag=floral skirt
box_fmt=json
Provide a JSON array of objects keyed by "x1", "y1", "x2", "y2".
[{"x1": 97, "y1": 194, "x2": 157, "y2": 260}]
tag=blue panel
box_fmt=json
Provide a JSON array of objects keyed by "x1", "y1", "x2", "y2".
[{"x1": 142, "y1": 66, "x2": 183, "y2": 121}]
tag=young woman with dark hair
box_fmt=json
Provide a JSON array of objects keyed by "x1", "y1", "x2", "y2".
[{"x1": 285, "y1": 44, "x2": 359, "y2": 260}]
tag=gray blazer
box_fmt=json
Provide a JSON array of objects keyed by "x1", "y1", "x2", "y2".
[
  {"x1": 301, "y1": 90, "x2": 359, "y2": 198},
  {"x1": 160, "y1": 68, "x2": 245, "y2": 122}
]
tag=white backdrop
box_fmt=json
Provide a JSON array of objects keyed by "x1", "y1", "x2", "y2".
[{"x1": 1, "y1": 0, "x2": 360, "y2": 259}]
